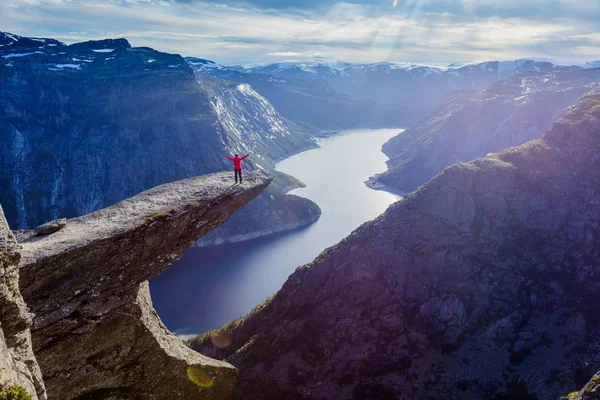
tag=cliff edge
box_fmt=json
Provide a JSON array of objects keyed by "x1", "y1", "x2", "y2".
[
  {"x1": 0, "y1": 207, "x2": 45, "y2": 399},
  {"x1": 14, "y1": 171, "x2": 270, "y2": 399}
]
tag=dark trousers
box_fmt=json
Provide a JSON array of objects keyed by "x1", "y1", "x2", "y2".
[{"x1": 234, "y1": 169, "x2": 242, "y2": 183}]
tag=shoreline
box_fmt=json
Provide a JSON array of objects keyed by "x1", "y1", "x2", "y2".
[{"x1": 195, "y1": 127, "x2": 405, "y2": 248}]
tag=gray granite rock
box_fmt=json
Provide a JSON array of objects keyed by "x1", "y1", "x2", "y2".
[
  {"x1": 17, "y1": 171, "x2": 271, "y2": 399},
  {"x1": 32, "y1": 218, "x2": 66, "y2": 236},
  {"x1": 0, "y1": 206, "x2": 46, "y2": 399}
]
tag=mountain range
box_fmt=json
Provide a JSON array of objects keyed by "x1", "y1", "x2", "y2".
[
  {"x1": 190, "y1": 58, "x2": 599, "y2": 129},
  {"x1": 369, "y1": 67, "x2": 600, "y2": 194}
]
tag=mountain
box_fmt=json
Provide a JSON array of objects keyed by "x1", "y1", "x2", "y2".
[
  {"x1": 582, "y1": 61, "x2": 600, "y2": 69},
  {"x1": 186, "y1": 57, "x2": 417, "y2": 129},
  {"x1": 0, "y1": 206, "x2": 45, "y2": 399},
  {"x1": 187, "y1": 57, "x2": 592, "y2": 133},
  {"x1": 190, "y1": 94, "x2": 600, "y2": 399},
  {"x1": 369, "y1": 68, "x2": 600, "y2": 194},
  {"x1": 192, "y1": 75, "x2": 321, "y2": 245},
  {"x1": 239, "y1": 59, "x2": 585, "y2": 125},
  {"x1": 245, "y1": 61, "x2": 351, "y2": 80},
  {"x1": 246, "y1": 59, "x2": 573, "y2": 82},
  {"x1": 0, "y1": 31, "x2": 318, "y2": 242}
]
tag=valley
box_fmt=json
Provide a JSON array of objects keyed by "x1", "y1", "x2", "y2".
[
  {"x1": 0, "y1": 18, "x2": 599, "y2": 400},
  {"x1": 151, "y1": 128, "x2": 401, "y2": 336}
]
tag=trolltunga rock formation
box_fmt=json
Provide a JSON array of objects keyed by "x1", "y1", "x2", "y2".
[{"x1": 16, "y1": 171, "x2": 271, "y2": 400}]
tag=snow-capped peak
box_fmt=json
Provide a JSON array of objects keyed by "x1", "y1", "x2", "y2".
[{"x1": 582, "y1": 61, "x2": 600, "y2": 69}]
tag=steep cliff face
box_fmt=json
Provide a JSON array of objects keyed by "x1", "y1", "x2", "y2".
[
  {"x1": 0, "y1": 32, "x2": 318, "y2": 244},
  {"x1": 370, "y1": 69, "x2": 600, "y2": 194},
  {"x1": 190, "y1": 96, "x2": 600, "y2": 399},
  {"x1": 186, "y1": 58, "x2": 415, "y2": 130},
  {"x1": 16, "y1": 171, "x2": 270, "y2": 399},
  {"x1": 0, "y1": 207, "x2": 45, "y2": 400},
  {"x1": 193, "y1": 75, "x2": 321, "y2": 246}
]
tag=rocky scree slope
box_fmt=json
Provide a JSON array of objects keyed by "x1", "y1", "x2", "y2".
[
  {"x1": 0, "y1": 206, "x2": 45, "y2": 399},
  {"x1": 14, "y1": 171, "x2": 270, "y2": 399},
  {"x1": 190, "y1": 95, "x2": 600, "y2": 399},
  {"x1": 370, "y1": 68, "x2": 600, "y2": 194},
  {"x1": 0, "y1": 31, "x2": 318, "y2": 244}
]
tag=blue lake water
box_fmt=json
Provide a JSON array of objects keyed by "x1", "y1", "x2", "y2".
[{"x1": 150, "y1": 128, "x2": 403, "y2": 337}]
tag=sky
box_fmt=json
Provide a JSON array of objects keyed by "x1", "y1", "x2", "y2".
[{"x1": 1, "y1": 0, "x2": 599, "y2": 66}]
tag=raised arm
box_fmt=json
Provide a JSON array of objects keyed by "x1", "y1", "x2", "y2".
[
  {"x1": 241, "y1": 154, "x2": 249, "y2": 160},
  {"x1": 225, "y1": 155, "x2": 234, "y2": 160}
]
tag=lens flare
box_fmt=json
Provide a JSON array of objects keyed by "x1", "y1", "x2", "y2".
[
  {"x1": 209, "y1": 330, "x2": 232, "y2": 348},
  {"x1": 187, "y1": 366, "x2": 214, "y2": 388},
  {"x1": 393, "y1": 0, "x2": 398, "y2": 7}
]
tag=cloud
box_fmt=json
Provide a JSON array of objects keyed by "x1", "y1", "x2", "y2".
[
  {"x1": 0, "y1": 0, "x2": 598, "y2": 65},
  {"x1": 267, "y1": 52, "x2": 304, "y2": 57}
]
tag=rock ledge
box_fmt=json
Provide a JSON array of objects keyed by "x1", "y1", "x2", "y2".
[{"x1": 18, "y1": 171, "x2": 271, "y2": 399}]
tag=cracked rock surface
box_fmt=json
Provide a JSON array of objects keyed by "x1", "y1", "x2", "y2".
[{"x1": 17, "y1": 171, "x2": 271, "y2": 400}]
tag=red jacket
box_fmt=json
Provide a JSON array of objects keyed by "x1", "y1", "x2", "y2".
[{"x1": 225, "y1": 154, "x2": 249, "y2": 170}]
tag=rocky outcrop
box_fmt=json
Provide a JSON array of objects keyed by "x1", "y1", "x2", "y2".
[
  {"x1": 16, "y1": 172, "x2": 270, "y2": 399},
  {"x1": 370, "y1": 69, "x2": 600, "y2": 194},
  {"x1": 190, "y1": 96, "x2": 600, "y2": 399},
  {"x1": 196, "y1": 174, "x2": 321, "y2": 247},
  {"x1": 32, "y1": 218, "x2": 66, "y2": 236},
  {"x1": 0, "y1": 206, "x2": 45, "y2": 399},
  {"x1": 561, "y1": 372, "x2": 600, "y2": 400}
]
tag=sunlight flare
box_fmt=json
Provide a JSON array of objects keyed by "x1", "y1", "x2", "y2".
[{"x1": 187, "y1": 366, "x2": 215, "y2": 388}]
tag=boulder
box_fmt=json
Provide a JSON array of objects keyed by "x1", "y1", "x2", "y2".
[{"x1": 33, "y1": 218, "x2": 66, "y2": 236}]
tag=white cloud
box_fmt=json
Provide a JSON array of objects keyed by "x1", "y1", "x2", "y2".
[
  {"x1": 0, "y1": 0, "x2": 598, "y2": 65},
  {"x1": 267, "y1": 52, "x2": 304, "y2": 57}
]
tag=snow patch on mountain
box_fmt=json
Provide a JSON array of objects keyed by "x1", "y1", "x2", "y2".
[
  {"x1": 49, "y1": 63, "x2": 82, "y2": 70},
  {"x1": 186, "y1": 58, "x2": 230, "y2": 74},
  {"x1": 5, "y1": 33, "x2": 19, "y2": 42},
  {"x1": 2, "y1": 51, "x2": 44, "y2": 58}
]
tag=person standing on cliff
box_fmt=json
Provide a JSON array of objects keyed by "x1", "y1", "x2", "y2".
[{"x1": 225, "y1": 153, "x2": 249, "y2": 183}]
